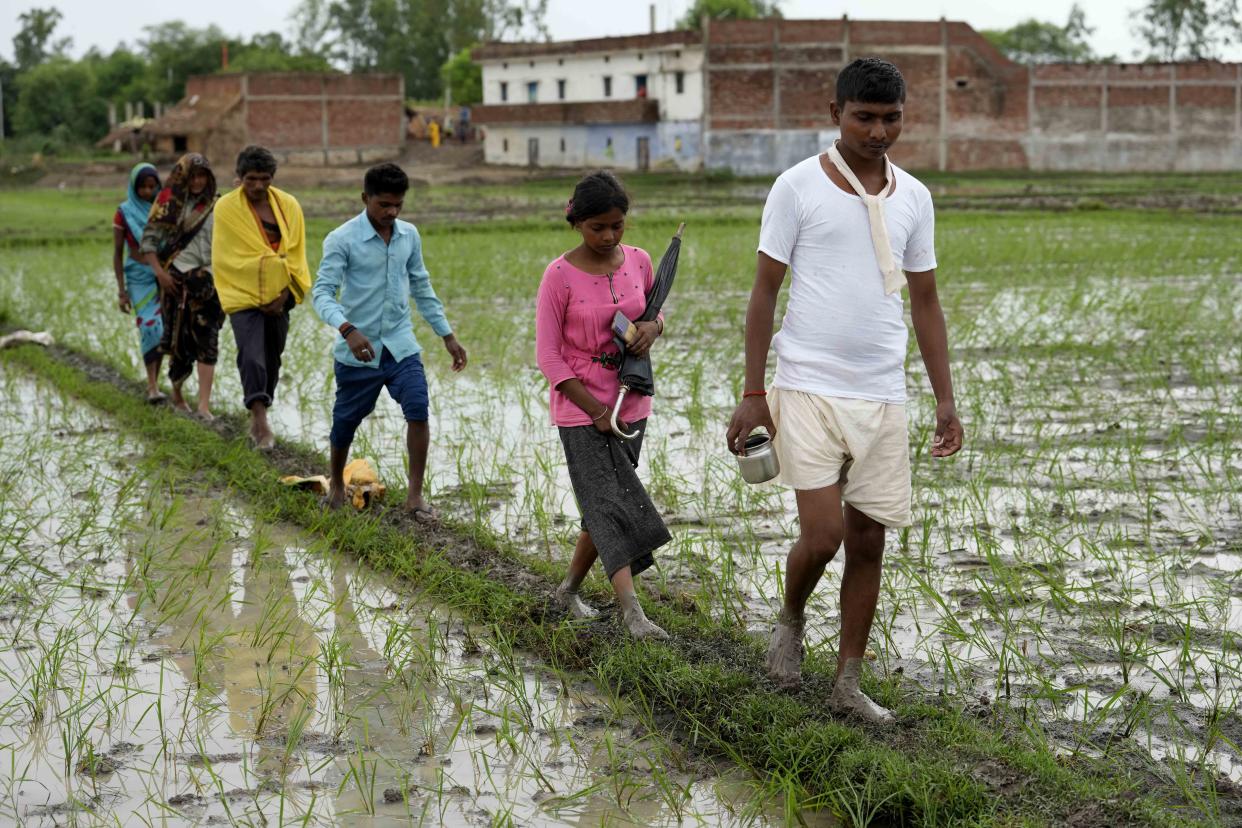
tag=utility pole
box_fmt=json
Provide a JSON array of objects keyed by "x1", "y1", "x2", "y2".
[{"x1": 0, "y1": 75, "x2": 5, "y2": 143}]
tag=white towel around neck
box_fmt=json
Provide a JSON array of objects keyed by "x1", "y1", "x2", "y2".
[{"x1": 825, "y1": 142, "x2": 906, "y2": 296}]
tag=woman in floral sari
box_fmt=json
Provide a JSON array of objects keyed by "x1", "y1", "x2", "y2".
[
  {"x1": 139, "y1": 153, "x2": 222, "y2": 418},
  {"x1": 112, "y1": 162, "x2": 165, "y2": 401}
]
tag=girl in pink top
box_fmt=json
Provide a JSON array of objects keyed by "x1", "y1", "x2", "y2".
[{"x1": 535, "y1": 171, "x2": 672, "y2": 640}]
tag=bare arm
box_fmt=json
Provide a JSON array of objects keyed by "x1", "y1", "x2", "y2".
[
  {"x1": 907, "y1": 269, "x2": 962, "y2": 457},
  {"x1": 141, "y1": 250, "x2": 178, "y2": 298},
  {"x1": 724, "y1": 252, "x2": 787, "y2": 454},
  {"x1": 555, "y1": 378, "x2": 620, "y2": 434},
  {"x1": 112, "y1": 227, "x2": 131, "y2": 312}
]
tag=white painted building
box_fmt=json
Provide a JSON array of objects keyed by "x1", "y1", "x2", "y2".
[{"x1": 472, "y1": 31, "x2": 705, "y2": 171}]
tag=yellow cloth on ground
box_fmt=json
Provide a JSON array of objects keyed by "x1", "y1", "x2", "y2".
[
  {"x1": 279, "y1": 458, "x2": 387, "y2": 511},
  {"x1": 211, "y1": 186, "x2": 311, "y2": 314}
]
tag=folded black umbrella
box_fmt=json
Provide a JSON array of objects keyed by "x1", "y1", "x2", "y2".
[{"x1": 610, "y1": 223, "x2": 685, "y2": 440}]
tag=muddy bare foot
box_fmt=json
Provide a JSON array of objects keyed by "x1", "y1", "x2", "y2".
[
  {"x1": 194, "y1": 409, "x2": 214, "y2": 422},
  {"x1": 323, "y1": 486, "x2": 347, "y2": 510},
  {"x1": 403, "y1": 497, "x2": 439, "y2": 524},
  {"x1": 146, "y1": 389, "x2": 166, "y2": 404},
  {"x1": 554, "y1": 585, "x2": 599, "y2": 620},
  {"x1": 249, "y1": 425, "x2": 275, "y2": 451},
  {"x1": 623, "y1": 610, "x2": 669, "y2": 641},
  {"x1": 828, "y1": 658, "x2": 895, "y2": 725},
  {"x1": 170, "y1": 385, "x2": 190, "y2": 413},
  {"x1": 766, "y1": 612, "x2": 805, "y2": 690}
]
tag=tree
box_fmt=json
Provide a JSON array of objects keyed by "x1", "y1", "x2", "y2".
[
  {"x1": 0, "y1": 59, "x2": 16, "y2": 137},
  {"x1": 12, "y1": 58, "x2": 107, "y2": 140},
  {"x1": 12, "y1": 6, "x2": 72, "y2": 70},
  {"x1": 440, "y1": 46, "x2": 482, "y2": 104},
  {"x1": 139, "y1": 22, "x2": 232, "y2": 102},
  {"x1": 678, "y1": 0, "x2": 782, "y2": 29},
  {"x1": 982, "y1": 4, "x2": 1099, "y2": 63},
  {"x1": 226, "y1": 33, "x2": 334, "y2": 73},
  {"x1": 83, "y1": 47, "x2": 154, "y2": 108},
  {"x1": 1132, "y1": 0, "x2": 1242, "y2": 60},
  {"x1": 291, "y1": 0, "x2": 549, "y2": 100}
]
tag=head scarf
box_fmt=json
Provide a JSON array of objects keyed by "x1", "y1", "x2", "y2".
[
  {"x1": 144, "y1": 153, "x2": 218, "y2": 267},
  {"x1": 119, "y1": 163, "x2": 160, "y2": 243}
]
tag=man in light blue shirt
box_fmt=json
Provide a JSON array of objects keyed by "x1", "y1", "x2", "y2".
[{"x1": 313, "y1": 163, "x2": 468, "y2": 519}]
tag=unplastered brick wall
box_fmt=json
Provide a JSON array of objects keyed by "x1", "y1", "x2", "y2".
[
  {"x1": 704, "y1": 19, "x2": 1029, "y2": 171},
  {"x1": 705, "y1": 18, "x2": 1241, "y2": 171},
  {"x1": 243, "y1": 74, "x2": 404, "y2": 153},
  {"x1": 1032, "y1": 62, "x2": 1240, "y2": 135}
]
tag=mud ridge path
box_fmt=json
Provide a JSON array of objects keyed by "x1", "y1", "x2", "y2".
[{"x1": 3, "y1": 336, "x2": 1237, "y2": 827}]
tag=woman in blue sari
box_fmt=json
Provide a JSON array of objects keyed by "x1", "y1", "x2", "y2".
[{"x1": 112, "y1": 162, "x2": 166, "y2": 402}]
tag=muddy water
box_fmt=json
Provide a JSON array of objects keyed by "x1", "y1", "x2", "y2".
[{"x1": 0, "y1": 367, "x2": 792, "y2": 826}]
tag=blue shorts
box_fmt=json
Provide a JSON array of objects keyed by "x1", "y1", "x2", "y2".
[{"x1": 330, "y1": 349, "x2": 428, "y2": 448}]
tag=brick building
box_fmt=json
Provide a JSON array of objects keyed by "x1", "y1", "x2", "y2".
[
  {"x1": 473, "y1": 18, "x2": 1242, "y2": 174},
  {"x1": 143, "y1": 73, "x2": 406, "y2": 167}
]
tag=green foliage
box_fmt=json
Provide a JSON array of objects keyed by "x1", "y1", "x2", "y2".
[
  {"x1": 1131, "y1": 0, "x2": 1242, "y2": 60},
  {"x1": 12, "y1": 6, "x2": 71, "y2": 70},
  {"x1": 1, "y1": 6, "x2": 332, "y2": 148},
  {"x1": 440, "y1": 46, "x2": 482, "y2": 105},
  {"x1": 982, "y1": 4, "x2": 1099, "y2": 64},
  {"x1": 223, "y1": 33, "x2": 334, "y2": 74},
  {"x1": 83, "y1": 47, "x2": 155, "y2": 106},
  {"x1": 678, "y1": 0, "x2": 782, "y2": 29},
  {"x1": 0, "y1": 59, "x2": 16, "y2": 138},
  {"x1": 138, "y1": 21, "x2": 231, "y2": 103},
  {"x1": 292, "y1": 0, "x2": 548, "y2": 100},
  {"x1": 11, "y1": 58, "x2": 108, "y2": 145}
]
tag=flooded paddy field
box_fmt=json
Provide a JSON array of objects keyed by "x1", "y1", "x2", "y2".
[
  {"x1": 1, "y1": 170, "x2": 1240, "y2": 824},
  {"x1": 0, "y1": 367, "x2": 787, "y2": 826}
]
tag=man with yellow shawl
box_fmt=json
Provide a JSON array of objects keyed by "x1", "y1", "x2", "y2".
[{"x1": 211, "y1": 145, "x2": 312, "y2": 450}]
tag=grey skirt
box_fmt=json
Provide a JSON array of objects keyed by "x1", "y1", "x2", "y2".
[{"x1": 558, "y1": 419, "x2": 671, "y2": 578}]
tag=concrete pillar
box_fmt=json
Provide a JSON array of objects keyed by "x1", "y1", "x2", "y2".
[
  {"x1": 701, "y1": 14, "x2": 711, "y2": 169},
  {"x1": 1236, "y1": 64, "x2": 1241, "y2": 137},
  {"x1": 108, "y1": 101, "x2": 117, "y2": 127},
  {"x1": 938, "y1": 17, "x2": 947, "y2": 172},
  {"x1": 125, "y1": 101, "x2": 134, "y2": 121},
  {"x1": 1099, "y1": 80, "x2": 1109, "y2": 171},
  {"x1": 321, "y1": 75, "x2": 329, "y2": 157},
  {"x1": 1169, "y1": 64, "x2": 1178, "y2": 162},
  {"x1": 772, "y1": 20, "x2": 781, "y2": 130}
]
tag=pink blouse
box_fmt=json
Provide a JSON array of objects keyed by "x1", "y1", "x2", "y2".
[{"x1": 536, "y1": 245, "x2": 659, "y2": 427}]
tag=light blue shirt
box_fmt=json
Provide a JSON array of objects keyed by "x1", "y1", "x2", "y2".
[{"x1": 313, "y1": 212, "x2": 453, "y2": 368}]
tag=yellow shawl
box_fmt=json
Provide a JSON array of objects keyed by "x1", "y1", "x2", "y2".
[{"x1": 211, "y1": 186, "x2": 311, "y2": 315}]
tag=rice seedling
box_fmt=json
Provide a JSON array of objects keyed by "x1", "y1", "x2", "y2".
[{"x1": 2, "y1": 169, "x2": 1240, "y2": 823}]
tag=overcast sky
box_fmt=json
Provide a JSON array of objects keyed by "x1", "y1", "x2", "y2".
[{"x1": 1, "y1": 0, "x2": 1239, "y2": 65}]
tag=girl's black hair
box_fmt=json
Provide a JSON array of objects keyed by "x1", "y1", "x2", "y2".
[
  {"x1": 835, "y1": 57, "x2": 906, "y2": 106},
  {"x1": 566, "y1": 170, "x2": 629, "y2": 225},
  {"x1": 135, "y1": 168, "x2": 161, "y2": 189}
]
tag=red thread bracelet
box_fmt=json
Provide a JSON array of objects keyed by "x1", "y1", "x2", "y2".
[{"x1": 742, "y1": 390, "x2": 767, "y2": 398}]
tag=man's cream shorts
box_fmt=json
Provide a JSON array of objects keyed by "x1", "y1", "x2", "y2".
[{"x1": 769, "y1": 388, "x2": 912, "y2": 527}]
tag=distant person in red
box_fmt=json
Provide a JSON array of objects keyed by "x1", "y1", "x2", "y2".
[
  {"x1": 112, "y1": 162, "x2": 165, "y2": 402},
  {"x1": 726, "y1": 59, "x2": 963, "y2": 722}
]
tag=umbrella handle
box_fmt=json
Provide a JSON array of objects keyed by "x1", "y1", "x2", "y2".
[{"x1": 610, "y1": 387, "x2": 640, "y2": 440}]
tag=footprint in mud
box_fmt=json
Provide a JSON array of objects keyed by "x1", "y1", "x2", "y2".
[{"x1": 177, "y1": 751, "x2": 243, "y2": 767}]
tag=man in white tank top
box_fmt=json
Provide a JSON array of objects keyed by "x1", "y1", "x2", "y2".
[{"x1": 726, "y1": 58, "x2": 964, "y2": 723}]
